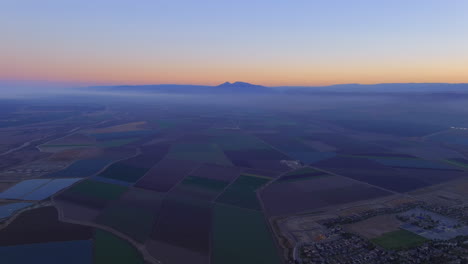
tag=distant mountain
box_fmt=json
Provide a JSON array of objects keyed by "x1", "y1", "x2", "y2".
[
  {"x1": 218, "y1": 81, "x2": 265, "y2": 89},
  {"x1": 86, "y1": 81, "x2": 272, "y2": 94},
  {"x1": 216, "y1": 81, "x2": 270, "y2": 93},
  {"x1": 84, "y1": 82, "x2": 468, "y2": 95}
]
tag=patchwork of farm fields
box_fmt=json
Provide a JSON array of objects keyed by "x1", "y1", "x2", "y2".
[{"x1": 2, "y1": 100, "x2": 468, "y2": 264}]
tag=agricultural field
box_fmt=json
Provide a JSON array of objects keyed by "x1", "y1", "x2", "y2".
[
  {"x1": 96, "y1": 144, "x2": 170, "y2": 184},
  {"x1": 22, "y1": 178, "x2": 82, "y2": 200},
  {"x1": 135, "y1": 158, "x2": 201, "y2": 192},
  {"x1": 95, "y1": 162, "x2": 149, "y2": 184},
  {"x1": 1, "y1": 96, "x2": 468, "y2": 264},
  {"x1": 44, "y1": 159, "x2": 113, "y2": 178},
  {"x1": 190, "y1": 163, "x2": 242, "y2": 181},
  {"x1": 371, "y1": 229, "x2": 428, "y2": 250},
  {"x1": 211, "y1": 204, "x2": 282, "y2": 264},
  {"x1": 166, "y1": 142, "x2": 233, "y2": 166},
  {"x1": 40, "y1": 134, "x2": 144, "y2": 153},
  {"x1": 256, "y1": 133, "x2": 337, "y2": 164},
  {"x1": 94, "y1": 230, "x2": 145, "y2": 264},
  {"x1": 148, "y1": 198, "x2": 212, "y2": 264},
  {"x1": 345, "y1": 214, "x2": 402, "y2": 239},
  {"x1": 312, "y1": 154, "x2": 468, "y2": 193},
  {"x1": 96, "y1": 196, "x2": 160, "y2": 242},
  {"x1": 212, "y1": 132, "x2": 271, "y2": 150},
  {"x1": 370, "y1": 157, "x2": 460, "y2": 170},
  {"x1": 261, "y1": 173, "x2": 391, "y2": 216},
  {"x1": 90, "y1": 121, "x2": 149, "y2": 133},
  {"x1": 216, "y1": 174, "x2": 272, "y2": 211},
  {"x1": 0, "y1": 178, "x2": 81, "y2": 201},
  {"x1": 0, "y1": 182, "x2": 14, "y2": 192},
  {"x1": 0, "y1": 179, "x2": 52, "y2": 199},
  {"x1": 276, "y1": 167, "x2": 331, "y2": 182},
  {"x1": 0, "y1": 240, "x2": 93, "y2": 264},
  {"x1": 222, "y1": 148, "x2": 290, "y2": 170},
  {"x1": 0, "y1": 207, "x2": 93, "y2": 246},
  {"x1": 56, "y1": 180, "x2": 128, "y2": 209},
  {"x1": 303, "y1": 133, "x2": 390, "y2": 154},
  {"x1": 0, "y1": 202, "x2": 32, "y2": 220},
  {"x1": 169, "y1": 175, "x2": 230, "y2": 201}
]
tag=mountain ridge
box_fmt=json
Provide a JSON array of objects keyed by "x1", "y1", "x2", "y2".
[{"x1": 84, "y1": 82, "x2": 468, "y2": 95}]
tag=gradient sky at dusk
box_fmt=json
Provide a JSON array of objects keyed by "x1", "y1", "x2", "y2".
[{"x1": 1, "y1": 0, "x2": 468, "y2": 86}]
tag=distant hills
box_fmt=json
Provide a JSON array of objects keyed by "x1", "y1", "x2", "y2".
[
  {"x1": 87, "y1": 81, "x2": 270, "y2": 94},
  {"x1": 279, "y1": 83, "x2": 468, "y2": 94},
  {"x1": 85, "y1": 82, "x2": 468, "y2": 95}
]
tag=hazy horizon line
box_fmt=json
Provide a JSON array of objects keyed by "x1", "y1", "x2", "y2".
[{"x1": 2, "y1": 79, "x2": 468, "y2": 89}]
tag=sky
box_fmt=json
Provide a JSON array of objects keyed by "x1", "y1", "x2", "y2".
[{"x1": 1, "y1": 0, "x2": 468, "y2": 87}]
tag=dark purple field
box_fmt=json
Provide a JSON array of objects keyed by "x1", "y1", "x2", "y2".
[
  {"x1": 118, "y1": 187, "x2": 165, "y2": 210},
  {"x1": 328, "y1": 168, "x2": 429, "y2": 193},
  {"x1": 222, "y1": 147, "x2": 292, "y2": 171},
  {"x1": 134, "y1": 158, "x2": 200, "y2": 192},
  {"x1": 0, "y1": 206, "x2": 93, "y2": 246},
  {"x1": 302, "y1": 133, "x2": 389, "y2": 154},
  {"x1": 121, "y1": 144, "x2": 171, "y2": 169},
  {"x1": 57, "y1": 192, "x2": 111, "y2": 209},
  {"x1": 260, "y1": 176, "x2": 391, "y2": 216},
  {"x1": 396, "y1": 168, "x2": 466, "y2": 185},
  {"x1": 150, "y1": 198, "x2": 212, "y2": 254},
  {"x1": 189, "y1": 163, "x2": 241, "y2": 182}
]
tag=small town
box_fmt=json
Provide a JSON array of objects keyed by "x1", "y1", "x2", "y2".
[{"x1": 289, "y1": 202, "x2": 468, "y2": 264}]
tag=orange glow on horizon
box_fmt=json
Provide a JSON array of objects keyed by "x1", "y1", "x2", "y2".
[
  {"x1": 2, "y1": 59, "x2": 468, "y2": 87},
  {"x1": 2, "y1": 0, "x2": 467, "y2": 88},
  {"x1": 2, "y1": 47, "x2": 468, "y2": 87}
]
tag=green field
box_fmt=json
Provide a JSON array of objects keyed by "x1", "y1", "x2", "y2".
[
  {"x1": 371, "y1": 229, "x2": 428, "y2": 250},
  {"x1": 166, "y1": 143, "x2": 232, "y2": 166},
  {"x1": 179, "y1": 176, "x2": 229, "y2": 192},
  {"x1": 94, "y1": 230, "x2": 145, "y2": 264},
  {"x1": 66, "y1": 180, "x2": 128, "y2": 201},
  {"x1": 97, "y1": 163, "x2": 150, "y2": 183},
  {"x1": 96, "y1": 203, "x2": 156, "y2": 243},
  {"x1": 171, "y1": 176, "x2": 230, "y2": 201},
  {"x1": 216, "y1": 174, "x2": 270, "y2": 210},
  {"x1": 211, "y1": 204, "x2": 281, "y2": 264}
]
